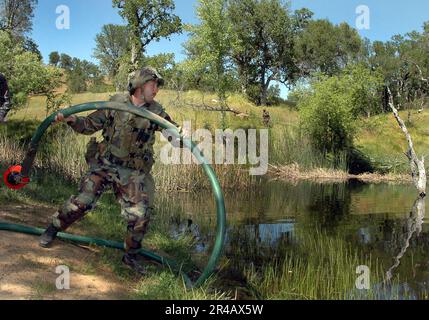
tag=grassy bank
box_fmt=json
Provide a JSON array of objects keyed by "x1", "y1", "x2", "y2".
[
  {"x1": 268, "y1": 163, "x2": 412, "y2": 184},
  {"x1": 356, "y1": 111, "x2": 429, "y2": 174}
]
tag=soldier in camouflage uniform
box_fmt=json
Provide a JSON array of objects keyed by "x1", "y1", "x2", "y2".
[
  {"x1": 39, "y1": 67, "x2": 181, "y2": 275},
  {"x1": 262, "y1": 109, "x2": 271, "y2": 127},
  {"x1": 0, "y1": 73, "x2": 11, "y2": 123}
]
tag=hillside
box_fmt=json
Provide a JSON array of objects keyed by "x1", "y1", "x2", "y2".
[{"x1": 5, "y1": 89, "x2": 429, "y2": 175}]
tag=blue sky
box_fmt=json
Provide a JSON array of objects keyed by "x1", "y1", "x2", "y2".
[{"x1": 31, "y1": 0, "x2": 429, "y2": 98}]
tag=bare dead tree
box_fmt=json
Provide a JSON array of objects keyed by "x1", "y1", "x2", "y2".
[
  {"x1": 184, "y1": 100, "x2": 244, "y2": 116},
  {"x1": 387, "y1": 87, "x2": 426, "y2": 197},
  {"x1": 384, "y1": 86, "x2": 427, "y2": 285},
  {"x1": 385, "y1": 196, "x2": 425, "y2": 283}
]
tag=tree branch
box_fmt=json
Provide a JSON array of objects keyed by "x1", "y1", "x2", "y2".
[
  {"x1": 408, "y1": 60, "x2": 429, "y2": 83},
  {"x1": 184, "y1": 101, "x2": 243, "y2": 115}
]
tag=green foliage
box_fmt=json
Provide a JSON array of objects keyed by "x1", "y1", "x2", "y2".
[
  {"x1": 228, "y1": 0, "x2": 308, "y2": 105},
  {"x1": 245, "y1": 228, "x2": 391, "y2": 300},
  {"x1": 65, "y1": 57, "x2": 105, "y2": 94},
  {"x1": 113, "y1": 52, "x2": 176, "y2": 92},
  {"x1": 227, "y1": 0, "x2": 304, "y2": 106},
  {"x1": 268, "y1": 84, "x2": 284, "y2": 105},
  {"x1": 142, "y1": 53, "x2": 175, "y2": 84},
  {"x1": 67, "y1": 73, "x2": 86, "y2": 93},
  {"x1": 0, "y1": 30, "x2": 66, "y2": 111},
  {"x1": 134, "y1": 271, "x2": 225, "y2": 300},
  {"x1": 295, "y1": 20, "x2": 363, "y2": 76},
  {"x1": 169, "y1": 60, "x2": 207, "y2": 92},
  {"x1": 0, "y1": 0, "x2": 38, "y2": 35},
  {"x1": 287, "y1": 81, "x2": 311, "y2": 107},
  {"x1": 22, "y1": 36, "x2": 42, "y2": 61},
  {"x1": 219, "y1": 111, "x2": 228, "y2": 130},
  {"x1": 299, "y1": 75, "x2": 356, "y2": 153},
  {"x1": 93, "y1": 24, "x2": 129, "y2": 87},
  {"x1": 182, "y1": 0, "x2": 234, "y2": 103},
  {"x1": 59, "y1": 53, "x2": 73, "y2": 70},
  {"x1": 115, "y1": 54, "x2": 132, "y2": 91},
  {"x1": 299, "y1": 64, "x2": 384, "y2": 152},
  {"x1": 10, "y1": 51, "x2": 48, "y2": 93},
  {"x1": 49, "y1": 51, "x2": 60, "y2": 66},
  {"x1": 113, "y1": 0, "x2": 182, "y2": 71},
  {"x1": 135, "y1": 1, "x2": 315, "y2": 107},
  {"x1": 342, "y1": 64, "x2": 384, "y2": 117},
  {"x1": 367, "y1": 24, "x2": 429, "y2": 113},
  {"x1": 43, "y1": 67, "x2": 71, "y2": 116},
  {"x1": 250, "y1": 83, "x2": 283, "y2": 106}
]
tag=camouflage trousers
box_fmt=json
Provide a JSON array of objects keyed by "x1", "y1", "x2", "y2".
[{"x1": 51, "y1": 160, "x2": 155, "y2": 254}]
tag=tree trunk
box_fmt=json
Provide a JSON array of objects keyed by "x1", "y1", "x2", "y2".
[
  {"x1": 387, "y1": 87, "x2": 426, "y2": 197},
  {"x1": 260, "y1": 68, "x2": 267, "y2": 106},
  {"x1": 260, "y1": 85, "x2": 267, "y2": 106},
  {"x1": 386, "y1": 196, "x2": 425, "y2": 282},
  {"x1": 128, "y1": 42, "x2": 139, "y2": 82}
]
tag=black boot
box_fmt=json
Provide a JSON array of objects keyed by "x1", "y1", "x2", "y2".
[
  {"x1": 122, "y1": 253, "x2": 147, "y2": 276},
  {"x1": 39, "y1": 224, "x2": 60, "y2": 248}
]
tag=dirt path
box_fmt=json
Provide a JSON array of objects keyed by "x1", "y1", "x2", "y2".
[{"x1": 0, "y1": 203, "x2": 133, "y2": 300}]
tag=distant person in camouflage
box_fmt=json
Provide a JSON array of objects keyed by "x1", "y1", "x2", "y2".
[
  {"x1": 262, "y1": 109, "x2": 271, "y2": 127},
  {"x1": 39, "y1": 67, "x2": 182, "y2": 275},
  {"x1": 0, "y1": 73, "x2": 11, "y2": 123}
]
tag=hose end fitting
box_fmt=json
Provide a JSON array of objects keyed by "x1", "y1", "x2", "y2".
[{"x1": 3, "y1": 165, "x2": 30, "y2": 190}]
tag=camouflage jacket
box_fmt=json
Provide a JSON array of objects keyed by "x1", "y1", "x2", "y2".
[{"x1": 69, "y1": 93, "x2": 178, "y2": 172}]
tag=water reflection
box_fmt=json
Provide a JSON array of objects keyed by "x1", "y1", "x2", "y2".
[
  {"x1": 386, "y1": 196, "x2": 426, "y2": 282},
  {"x1": 155, "y1": 179, "x2": 429, "y2": 299}
]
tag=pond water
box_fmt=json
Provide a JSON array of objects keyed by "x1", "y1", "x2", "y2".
[{"x1": 156, "y1": 179, "x2": 429, "y2": 299}]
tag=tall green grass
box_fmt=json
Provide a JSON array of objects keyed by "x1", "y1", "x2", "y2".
[
  {"x1": 269, "y1": 125, "x2": 348, "y2": 171},
  {"x1": 356, "y1": 110, "x2": 429, "y2": 174},
  {"x1": 244, "y1": 228, "x2": 403, "y2": 300}
]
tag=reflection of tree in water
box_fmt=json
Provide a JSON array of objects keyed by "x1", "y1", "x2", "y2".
[
  {"x1": 385, "y1": 197, "x2": 426, "y2": 283},
  {"x1": 306, "y1": 182, "x2": 352, "y2": 231},
  {"x1": 383, "y1": 88, "x2": 427, "y2": 297},
  {"x1": 224, "y1": 222, "x2": 296, "y2": 268},
  {"x1": 224, "y1": 181, "x2": 362, "y2": 266}
]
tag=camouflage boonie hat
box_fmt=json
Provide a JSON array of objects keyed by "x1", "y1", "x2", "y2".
[{"x1": 129, "y1": 67, "x2": 164, "y2": 92}]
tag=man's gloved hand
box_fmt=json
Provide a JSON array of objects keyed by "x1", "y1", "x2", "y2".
[
  {"x1": 54, "y1": 112, "x2": 77, "y2": 125},
  {"x1": 163, "y1": 125, "x2": 190, "y2": 148},
  {"x1": 178, "y1": 125, "x2": 191, "y2": 139}
]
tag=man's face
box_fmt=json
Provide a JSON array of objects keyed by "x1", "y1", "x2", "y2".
[{"x1": 141, "y1": 80, "x2": 159, "y2": 103}]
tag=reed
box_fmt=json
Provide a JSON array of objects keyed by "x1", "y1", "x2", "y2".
[{"x1": 243, "y1": 228, "x2": 404, "y2": 300}]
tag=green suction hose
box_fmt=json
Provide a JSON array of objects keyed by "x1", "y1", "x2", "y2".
[
  {"x1": 0, "y1": 101, "x2": 227, "y2": 288},
  {"x1": 0, "y1": 222, "x2": 193, "y2": 287}
]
